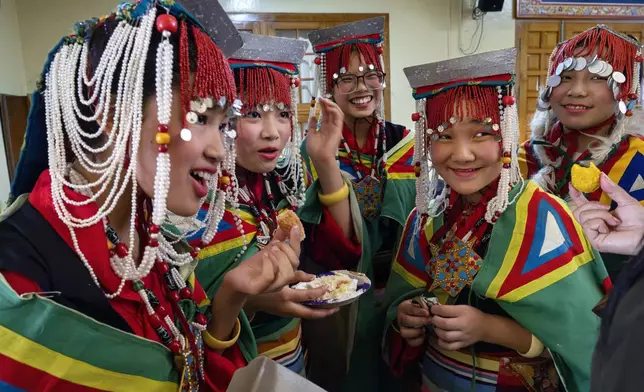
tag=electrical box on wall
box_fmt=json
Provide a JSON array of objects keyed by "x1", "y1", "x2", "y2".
[{"x1": 477, "y1": 0, "x2": 504, "y2": 12}]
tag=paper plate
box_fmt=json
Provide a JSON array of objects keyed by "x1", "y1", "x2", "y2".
[{"x1": 293, "y1": 270, "x2": 371, "y2": 309}]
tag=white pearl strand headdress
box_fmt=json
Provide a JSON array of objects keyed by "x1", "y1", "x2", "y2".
[{"x1": 45, "y1": 5, "x2": 228, "y2": 300}]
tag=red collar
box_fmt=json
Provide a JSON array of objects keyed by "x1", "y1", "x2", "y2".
[{"x1": 28, "y1": 170, "x2": 142, "y2": 302}]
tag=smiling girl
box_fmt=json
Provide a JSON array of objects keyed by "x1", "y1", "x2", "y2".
[
  {"x1": 192, "y1": 33, "x2": 349, "y2": 376},
  {"x1": 300, "y1": 18, "x2": 416, "y2": 391},
  {"x1": 520, "y1": 25, "x2": 644, "y2": 278},
  {"x1": 383, "y1": 48, "x2": 609, "y2": 392},
  {"x1": 0, "y1": 2, "x2": 302, "y2": 390}
]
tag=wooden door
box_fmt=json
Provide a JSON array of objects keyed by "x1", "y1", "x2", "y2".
[
  {"x1": 517, "y1": 22, "x2": 561, "y2": 142},
  {"x1": 0, "y1": 94, "x2": 30, "y2": 182}
]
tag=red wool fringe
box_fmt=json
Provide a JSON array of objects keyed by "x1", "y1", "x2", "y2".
[
  {"x1": 424, "y1": 85, "x2": 501, "y2": 131},
  {"x1": 324, "y1": 42, "x2": 382, "y2": 92},
  {"x1": 551, "y1": 27, "x2": 638, "y2": 101},
  {"x1": 178, "y1": 22, "x2": 237, "y2": 125},
  {"x1": 179, "y1": 21, "x2": 191, "y2": 127},
  {"x1": 191, "y1": 26, "x2": 237, "y2": 106},
  {"x1": 238, "y1": 68, "x2": 292, "y2": 112}
]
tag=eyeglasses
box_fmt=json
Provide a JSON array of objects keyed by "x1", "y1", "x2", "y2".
[{"x1": 333, "y1": 70, "x2": 386, "y2": 95}]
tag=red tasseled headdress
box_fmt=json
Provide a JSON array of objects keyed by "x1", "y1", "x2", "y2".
[
  {"x1": 179, "y1": 21, "x2": 237, "y2": 122},
  {"x1": 550, "y1": 26, "x2": 640, "y2": 101},
  {"x1": 324, "y1": 42, "x2": 383, "y2": 93},
  {"x1": 424, "y1": 85, "x2": 502, "y2": 132},
  {"x1": 236, "y1": 67, "x2": 293, "y2": 112}
]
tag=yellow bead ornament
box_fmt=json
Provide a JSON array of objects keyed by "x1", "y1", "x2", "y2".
[
  {"x1": 155, "y1": 132, "x2": 171, "y2": 145},
  {"x1": 501, "y1": 157, "x2": 512, "y2": 165},
  {"x1": 571, "y1": 162, "x2": 601, "y2": 193}
]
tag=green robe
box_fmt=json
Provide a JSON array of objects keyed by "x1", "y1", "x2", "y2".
[
  {"x1": 299, "y1": 129, "x2": 416, "y2": 391},
  {"x1": 194, "y1": 193, "x2": 308, "y2": 372},
  {"x1": 383, "y1": 180, "x2": 610, "y2": 392}
]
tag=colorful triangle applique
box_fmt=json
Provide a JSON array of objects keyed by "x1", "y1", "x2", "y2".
[
  {"x1": 496, "y1": 193, "x2": 584, "y2": 299},
  {"x1": 614, "y1": 151, "x2": 644, "y2": 208},
  {"x1": 521, "y1": 208, "x2": 569, "y2": 274}
]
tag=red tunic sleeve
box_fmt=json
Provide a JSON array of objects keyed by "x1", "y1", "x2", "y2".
[
  {"x1": 1, "y1": 271, "x2": 42, "y2": 294},
  {"x1": 202, "y1": 344, "x2": 247, "y2": 391},
  {"x1": 306, "y1": 206, "x2": 362, "y2": 270},
  {"x1": 387, "y1": 326, "x2": 424, "y2": 376}
]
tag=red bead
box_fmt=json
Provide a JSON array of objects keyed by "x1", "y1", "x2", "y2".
[
  {"x1": 157, "y1": 262, "x2": 170, "y2": 274},
  {"x1": 191, "y1": 248, "x2": 200, "y2": 258},
  {"x1": 495, "y1": 211, "x2": 501, "y2": 217},
  {"x1": 195, "y1": 313, "x2": 208, "y2": 326},
  {"x1": 150, "y1": 314, "x2": 162, "y2": 328},
  {"x1": 293, "y1": 78, "x2": 300, "y2": 87},
  {"x1": 314, "y1": 57, "x2": 321, "y2": 65},
  {"x1": 626, "y1": 110, "x2": 634, "y2": 117},
  {"x1": 158, "y1": 144, "x2": 168, "y2": 153},
  {"x1": 630, "y1": 93, "x2": 638, "y2": 100},
  {"x1": 268, "y1": 194, "x2": 274, "y2": 200},
  {"x1": 169, "y1": 291, "x2": 181, "y2": 303},
  {"x1": 180, "y1": 287, "x2": 192, "y2": 299},
  {"x1": 502, "y1": 96, "x2": 515, "y2": 106},
  {"x1": 491, "y1": 217, "x2": 498, "y2": 223},
  {"x1": 503, "y1": 152, "x2": 511, "y2": 157},
  {"x1": 115, "y1": 243, "x2": 128, "y2": 258},
  {"x1": 380, "y1": 161, "x2": 386, "y2": 168},
  {"x1": 149, "y1": 224, "x2": 160, "y2": 234},
  {"x1": 157, "y1": 124, "x2": 168, "y2": 133},
  {"x1": 377, "y1": 46, "x2": 384, "y2": 55},
  {"x1": 156, "y1": 14, "x2": 178, "y2": 34},
  {"x1": 503, "y1": 164, "x2": 511, "y2": 169},
  {"x1": 637, "y1": 55, "x2": 643, "y2": 62},
  {"x1": 168, "y1": 340, "x2": 181, "y2": 354},
  {"x1": 411, "y1": 112, "x2": 421, "y2": 122},
  {"x1": 157, "y1": 306, "x2": 168, "y2": 317},
  {"x1": 148, "y1": 238, "x2": 159, "y2": 247}
]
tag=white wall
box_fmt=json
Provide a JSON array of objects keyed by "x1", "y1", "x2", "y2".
[{"x1": 0, "y1": 0, "x2": 28, "y2": 203}]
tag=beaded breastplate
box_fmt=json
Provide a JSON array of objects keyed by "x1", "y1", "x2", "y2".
[{"x1": 426, "y1": 236, "x2": 484, "y2": 297}]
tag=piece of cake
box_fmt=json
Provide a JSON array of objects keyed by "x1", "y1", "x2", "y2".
[
  {"x1": 571, "y1": 162, "x2": 601, "y2": 193},
  {"x1": 277, "y1": 210, "x2": 306, "y2": 240}
]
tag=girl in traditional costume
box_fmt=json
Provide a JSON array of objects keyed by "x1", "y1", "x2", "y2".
[
  {"x1": 298, "y1": 18, "x2": 417, "y2": 391},
  {"x1": 191, "y1": 33, "x2": 345, "y2": 376},
  {"x1": 0, "y1": 1, "x2": 303, "y2": 390},
  {"x1": 383, "y1": 48, "x2": 610, "y2": 392},
  {"x1": 519, "y1": 25, "x2": 644, "y2": 277}
]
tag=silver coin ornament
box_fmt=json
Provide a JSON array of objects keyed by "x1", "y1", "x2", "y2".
[
  {"x1": 588, "y1": 60, "x2": 604, "y2": 74},
  {"x1": 588, "y1": 54, "x2": 599, "y2": 66},
  {"x1": 204, "y1": 97, "x2": 214, "y2": 108},
  {"x1": 186, "y1": 111, "x2": 198, "y2": 124},
  {"x1": 618, "y1": 100, "x2": 628, "y2": 114},
  {"x1": 547, "y1": 75, "x2": 561, "y2": 88},
  {"x1": 555, "y1": 63, "x2": 564, "y2": 76},
  {"x1": 574, "y1": 57, "x2": 587, "y2": 71},
  {"x1": 612, "y1": 71, "x2": 626, "y2": 84},
  {"x1": 563, "y1": 57, "x2": 574, "y2": 70},
  {"x1": 492, "y1": 124, "x2": 500, "y2": 131},
  {"x1": 599, "y1": 63, "x2": 613, "y2": 78}
]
